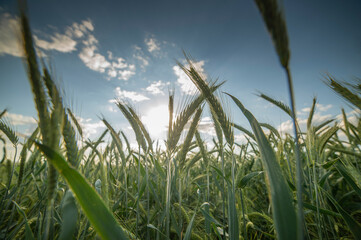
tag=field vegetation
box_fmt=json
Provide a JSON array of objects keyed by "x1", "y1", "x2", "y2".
[{"x1": 1, "y1": 1, "x2": 361, "y2": 239}]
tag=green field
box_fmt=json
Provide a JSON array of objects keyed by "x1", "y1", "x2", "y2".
[{"x1": 1, "y1": 1, "x2": 361, "y2": 239}]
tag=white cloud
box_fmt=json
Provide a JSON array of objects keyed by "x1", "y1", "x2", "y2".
[
  {"x1": 114, "y1": 87, "x2": 149, "y2": 102},
  {"x1": 112, "y1": 57, "x2": 128, "y2": 69},
  {"x1": 34, "y1": 19, "x2": 95, "y2": 53},
  {"x1": 0, "y1": 11, "x2": 136, "y2": 81},
  {"x1": 79, "y1": 34, "x2": 136, "y2": 80},
  {"x1": 34, "y1": 33, "x2": 77, "y2": 52},
  {"x1": 76, "y1": 117, "x2": 105, "y2": 139},
  {"x1": 79, "y1": 46, "x2": 111, "y2": 73},
  {"x1": 118, "y1": 69, "x2": 136, "y2": 81},
  {"x1": 311, "y1": 113, "x2": 333, "y2": 124},
  {"x1": 0, "y1": 12, "x2": 94, "y2": 57},
  {"x1": 0, "y1": 13, "x2": 22, "y2": 57},
  {"x1": 235, "y1": 133, "x2": 248, "y2": 144},
  {"x1": 107, "y1": 69, "x2": 116, "y2": 78},
  {"x1": 300, "y1": 107, "x2": 311, "y2": 114},
  {"x1": 66, "y1": 20, "x2": 94, "y2": 38},
  {"x1": 145, "y1": 37, "x2": 160, "y2": 53},
  {"x1": 173, "y1": 60, "x2": 206, "y2": 95},
  {"x1": 145, "y1": 81, "x2": 169, "y2": 95},
  {"x1": 300, "y1": 103, "x2": 333, "y2": 114},
  {"x1": 82, "y1": 34, "x2": 98, "y2": 46},
  {"x1": 316, "y1": 103, "x2": 333, "y2": 112},
  {"x1": 336, "y1": 109, "x2": 360, "y2": 126},
  {"x1": 108, "y1": 105, "x2": 117, "y2": 112},
  {"x1": 278, "y1": 112, "x2": 334, "y2": 135},
  {"x1": 82, "y1": 20, "x2": 94, "y2": 32},
  {"x1": 133, "y1": 45, "x2": 149, "y2": 69},
  {"x1": 67, "y1": 21, "x2": 137, "y2": 80},
  {"x1": 197, "y1": 117, "x2": 216, "y2": 135},
  {"x1": 5, "y1": 113, "x2": 37, "y2": 126},
  {"x1": 66, "y1": 23, "x2": 84, "y2": 38}
]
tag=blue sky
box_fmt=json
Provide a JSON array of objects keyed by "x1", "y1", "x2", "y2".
[{"x1": 0, "y1": 0, "x2": 361, "y2": 148}]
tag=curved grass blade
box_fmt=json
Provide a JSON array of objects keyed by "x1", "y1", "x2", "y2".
[
  {"x1": 59, "y1": 190, "x2": 78, "y2": 240},
  {"x1": 35, "y1": 142, "x2": 130, "y2": 240},
  {"x1": 200, "y1": 202, "x2": 223, "y2": 227},
  {"x1": 227, "y1": 187, "x2": 239, "y2": 239},
  {"x1": 183, "y1": 209, "x2": 197, "y2": 240},
  {"x1": 335, "y1": 162, "x2": 361, "y2": 198},
  {"x1": 302, "y1": 202, "x2": 340, "y2": 218},
  {"x1": 13, "y1": 201, "x2": 35, "y2": 240},
  {"x1": 239, "y1": 171, "x2": 263, "y2": 189},
  {"x1": 233, "y1": 123, "x2": 255, "y2": 140},
  {"x1": 227, "y1": 93, "x2": 297, "y2": 240},
  {"x1": 147, "y1": 224, "x2": 167, "y2": 238},
  {"x1": 321, "y1": 188, "x2": 361, "y2": 240}
]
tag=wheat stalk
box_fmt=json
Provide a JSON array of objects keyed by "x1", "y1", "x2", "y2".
[
  {"x1": 127, "y1": 105, "x2": 153, "y2": 152},
  {"x1": 178, "y1": 55, "x2": 234, "y2": 146},
  {"x1": 63, "y1": 112, "x2": 78, "y2": 167},
  {"x1": 115, "y1": 100, "x2": 147, "y2": 152},
  {"x1": 177, "y1": 107, "x2": 203, "y2": 169}
]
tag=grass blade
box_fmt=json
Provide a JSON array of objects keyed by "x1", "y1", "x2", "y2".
[
  {"x1": 227, "y1": 93, "x2": 297, "y2": 240},
  {"x1": 183, "y1": 209, "x2": 197, "y2": 240},
  {"x1": 238, "y1": 171, "x2": 263, "y2": 189},
  {"x1": 227, "y1": 187, "x2": 239, "y2": 239},
  {"x1": 321, "y1": 189, "x2": 361, "y2": 240},
  {"x1": 35, "y1": 142, "x2": 130, "y2": 240},
  {"x1": 335, "y1": 162, "x2": 361, "y2": 198},
  {"x1": 59, "y1": 190, "x2": 78, "y2": 240},
  {"x1": 13, "y1": 201, "x2": 35, "y2": 240}
]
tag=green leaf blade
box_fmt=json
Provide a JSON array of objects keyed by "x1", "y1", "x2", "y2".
[
  {"x1": 227, "y1": 93, "x2": 297, "y2": 240},
  {"x1": 36, "y1": 142, "x2": 130, "y2": 240}
]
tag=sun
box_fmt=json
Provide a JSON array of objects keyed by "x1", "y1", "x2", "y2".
[{"x1": 141, "y1": 104, "x2": 169, "y2": 139}]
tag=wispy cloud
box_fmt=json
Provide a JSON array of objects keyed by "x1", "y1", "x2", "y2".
[
  {"x1": 133, "y1": 45, "x2": 149, "y2": 70},
  {"x1": 34, "y1": 33, "x2": 77, "y2": 53},
  {"x1": 300, "y1": 103, "x2": 333, "y2": 114},
  {"x1": 0, "y1": 11, "x2": 85, "y2": 56},
  {"x1": 278, "y1": 112, "x2": 334, "y2": 134},
  {"x1": 66, "y1": 20, "x2": 94, "y2": 38},
  {"x1": 76, "y1": 117, "x2": 105, "y2": 139},
  {"x1": 197, "y1": 117, "x2": 216, "y2": 135},
  {"x1": 5, "y1": 112, "x2": 37, "y2": 126},
  {"x1": 0, "y1": 11, "x2": 136, "y2": 81},
  {"x1": 66, "y1": 111, "x2": 105, "y2": 139},
  {"x1": 0, "y1": 12, "x2": 22, "y2": 57},
  {"x1": 34, "y1": 19, "x2": 94, "y2": 53},
  {"x1": 82, "y1": 34, "x2": 98, "y2": 46},
  {"x1": 145, "y1": 36, "x2": 160, "y2": 53},
  {"x1": 145, "y1": 80, "x2": 169, "y2": 95},
  {"x1": 78, "y1": 33, "x2": 136, "y2": 80},
  {"x1": 276, "y1": 109, "x2": 360, "y2": 142},
  {"x1": 173, "y1": 60, "x2": 206, "y2": 95},
  {"x1": 79, "y1": 45, "x2": 111, "y2": 73},
  {"x1": 114, "y1": 87, "x2": 150, "y2": 102}
]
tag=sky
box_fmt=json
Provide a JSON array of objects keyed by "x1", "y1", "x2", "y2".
[{"x1": 0, "y1": 0, "x2": 361, "y2": 151}]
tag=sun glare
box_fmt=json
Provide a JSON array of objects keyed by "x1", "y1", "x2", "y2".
[{"x1": 141, "y1": 104, "x2": 169, "y2": 138}]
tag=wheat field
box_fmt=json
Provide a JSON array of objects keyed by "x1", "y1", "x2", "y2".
[{"x1": 1, "y1": 1, "x2": 361, "y2": 239}]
